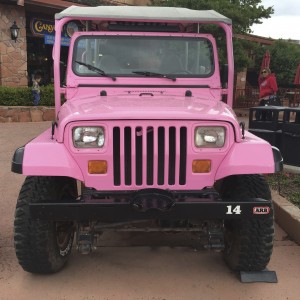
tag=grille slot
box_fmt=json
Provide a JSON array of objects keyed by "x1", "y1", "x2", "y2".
[
  {"x1": 179, "y1": 127, "x2": 187, "y2": 185},
  {"x1": 113, "y1": 127, "x2": 121, "y2": 186},
  {"x1": 113, "y1": 125, "x2": 187, "y2": 187},
  {"x1": 124, "y1": 127, "x2": 132, "y2": 185}
]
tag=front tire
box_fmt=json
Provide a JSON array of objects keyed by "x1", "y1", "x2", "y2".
[
  {"x1": 219, "y1": 175, "x2": 274, "y2": 271},
  {"x1": 14, "y1": 176, "x2": 77, "y2": 274}
]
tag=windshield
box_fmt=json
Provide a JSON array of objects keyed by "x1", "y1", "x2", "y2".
[{"x1": 73, "y1": 35, "x2": 214, "y2": 77}]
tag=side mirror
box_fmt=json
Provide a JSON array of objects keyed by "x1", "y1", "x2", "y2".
[{"x1": 220, "y1": 64, "x2": 228, "y2": 88}]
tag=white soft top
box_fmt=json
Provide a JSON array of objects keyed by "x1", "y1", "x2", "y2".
[{"x1": 55, "y1": 6, "x2": 232, "y2": 24}]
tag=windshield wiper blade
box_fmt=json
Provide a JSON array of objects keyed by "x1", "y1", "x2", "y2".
[
  {"x1": 132, "y1": 71, "x2": 176, "y2": 81},
  {"x1": 75, "y1": 60, "x2": 116, "y2": 81}
]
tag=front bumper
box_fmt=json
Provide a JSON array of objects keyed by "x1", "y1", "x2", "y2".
[{"x1": 29, "y1": 189, "x2": 273, "y2": 221}]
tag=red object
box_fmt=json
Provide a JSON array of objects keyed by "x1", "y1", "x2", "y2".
[
  {"x1": 258, "y1": 73, "x2": 278, "y2": 98},
  {"x1": 260, "y1": 50, "x2": 270, "y2": 72},
  {"x1": 294, "y1": 62, "x2": 300, "y2": 85},
  {"x1": 293, "y1": 62, "x2": 300, "y2": 107}
]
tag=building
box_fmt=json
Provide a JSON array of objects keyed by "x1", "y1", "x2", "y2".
[{"x1": 0, "y1": 0, "x2": 150, "y2": 87}]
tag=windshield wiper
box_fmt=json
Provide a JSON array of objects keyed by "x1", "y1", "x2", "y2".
[
  {"x1": 75, "y1": 60, "x2": 116, "y2": 81},
  {"x1": 132, "y1": 71, "x2": 176, "y2": 81}
]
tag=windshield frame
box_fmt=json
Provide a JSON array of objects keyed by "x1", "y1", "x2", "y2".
[{"x1": 71, "y1": 32, "x2": 216, "y2": 79}]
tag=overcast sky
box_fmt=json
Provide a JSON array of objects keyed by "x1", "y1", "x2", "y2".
[{"x1": 251, "y1": 0, "x2": 300, "y2": 40}]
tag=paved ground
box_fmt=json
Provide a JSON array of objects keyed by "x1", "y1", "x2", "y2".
[{"x1": 0, "y1": 122, "x2": 299, "y2": 300}]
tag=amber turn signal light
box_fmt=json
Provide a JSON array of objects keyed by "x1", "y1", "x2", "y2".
[
  {"x1": 88, "y1": 160, "x2": 107, "y2": 174},
  {"x1": 192, "y1": 160, "x2": 211, "y2": 173}
]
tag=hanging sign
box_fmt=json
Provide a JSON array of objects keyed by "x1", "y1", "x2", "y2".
[
  {"x1": 30, "y1": 18, "x2": 70, "y2": 37},
  {"x1": 30, "y1": 18, "x2": 55, "y2": 37}
]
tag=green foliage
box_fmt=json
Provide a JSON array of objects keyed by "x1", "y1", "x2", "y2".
[
  {"x1": 151, "y1": 0, "x2": 273, "y2": 35},
  {"x1": 0, "y1": 86, "x2": 31, "y2": 106},
  {"x1": 39, "y1": 85, "x2": 56, "y2": 106},
  {"x1": 150, "y1": 1, "x2": 274, "y2": 71},
  {"x1": 0, "y1": 85, "x2": 55, "y2": 106},
  {"x1": 254, "y1": 40, "x2": 300, "y2": 87}
]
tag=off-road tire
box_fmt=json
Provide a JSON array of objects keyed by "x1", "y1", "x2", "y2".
[
  {"x1": 220, "y1": 174, "x2": 274, "y2": 271},
  {"x1": 14, "y1": 176, "x2": 77, "y2": 274}
]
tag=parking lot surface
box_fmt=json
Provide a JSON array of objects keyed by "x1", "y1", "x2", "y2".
[{"x1": 0, "y1": 122, "x2": 299, "y2": 300}]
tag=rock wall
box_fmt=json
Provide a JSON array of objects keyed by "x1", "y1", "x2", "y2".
[
  {"x1": 0, "y1": 106, "x2": 55, "y2": 122},
  {"x1": 0, "y1": 4, "x2": 28, "y2": 87}
]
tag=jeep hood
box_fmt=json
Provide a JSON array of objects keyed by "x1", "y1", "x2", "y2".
[{"x1": 59, "y1": 94, "x2": 238, "y2": 122}]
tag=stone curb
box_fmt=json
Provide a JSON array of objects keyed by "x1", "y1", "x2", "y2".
[
  {"x1": 276, "y1": 165, "x2": 300, "y2": 245},
  {"x1": 283, "y1": 164, "x2": 300, "y2": 174},
  {"x1": 272, "y1": 192, "x2": 300, "y2": 245},
  {"x1": 0, "y1": 106, "x2": 55, "y2": 122}
]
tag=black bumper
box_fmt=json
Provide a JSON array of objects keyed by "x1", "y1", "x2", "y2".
[{"x1": 29, "y1": 197, "x2": 273, "y2": 221}]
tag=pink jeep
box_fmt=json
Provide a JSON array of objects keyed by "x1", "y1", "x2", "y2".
[{"x1": 12, "y1": 6, "x2": 282, "y2": 274}]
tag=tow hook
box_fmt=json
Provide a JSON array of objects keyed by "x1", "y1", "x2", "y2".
[
  {"x1": 132, "y1": 188, "x2": 175, "y2": 212},
  {"x1": 76, "y1": 224, "x2": 97, "y2": 255}
]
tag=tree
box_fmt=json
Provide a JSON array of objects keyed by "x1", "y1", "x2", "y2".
[
  {"x1": 151, "y1": 0, "x2": 274, "y2": 35},
  {"x1": 150, "y1": 1, "x2": 274, "y2": 71}
]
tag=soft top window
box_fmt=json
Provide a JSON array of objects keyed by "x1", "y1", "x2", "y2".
[{"x1": 73, "y1": 35, "x2": 214, "y2": 78}]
